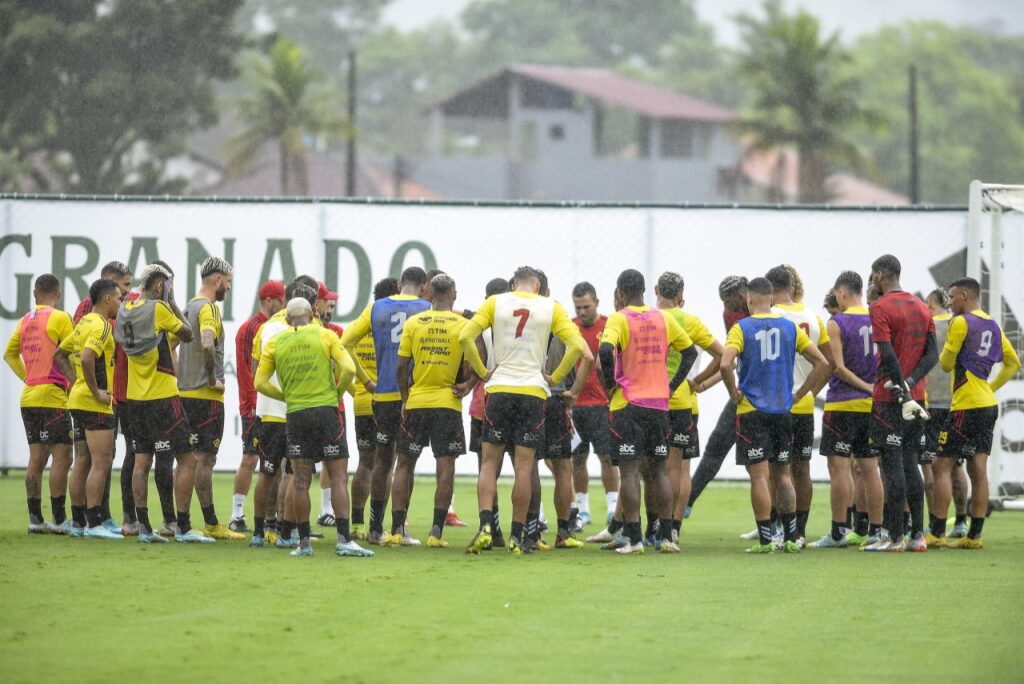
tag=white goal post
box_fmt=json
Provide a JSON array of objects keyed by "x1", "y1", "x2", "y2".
[{"x1": 967, "y1": 180, "x2": 1024, "y2": 511}]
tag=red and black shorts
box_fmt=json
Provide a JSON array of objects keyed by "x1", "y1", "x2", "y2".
[
  {"x1": 354, "y1": 414, "x2": 376, "y2": 452},
  {"x1": 669, "y1": 408, "x2": 699, "y2": 459},
  {"x1": 70, "y1": 409, "x2": 116, "y2": 441},
  {"x1": 609, "y1": 404, "x2": 670, "y2": 462},
  {"x1": 483, "y1": 392, "x2": 545, "y2": 450},
  {"x1": 181, "y1": 398, "x2": 225, "y2": 456},
  {"x1": 869, "y1": 401, "x2": 924, "y2": 458},
  {"x1": 21, "y1": 407, "x2": 73, "y2": 445},
  {"x1": 921, "y1": 408, "x2": 950, "y2": 462},
  {"x1": 241, "y1": 415, "x2": 261, "y2": 455},
  {"x1": 540, "y1": 395, "x2": 573, "y2": 459},
  {"x1": 820, "y1": 411, "x2": 871, "y2": 458},
  {"x1": 735, "y1": 410, "x2": 792, "y2": 466},
  {"x1": 939, "y1": 406, "x2": 998, "y2": 460},
  {"x1": 372, "y1": 400, "x2": 402, "y2": 447},
  {"x1": 399, "y1": 407, "x2": 466, "y2": 459},
  {"x1": 571, "y1": 405, "x2": 611, "y2": 457},
  {"x1": 287, "y1": 406, "x2": 348, "y2": 462},
  {"x1": 257, "y1": 419, "x2": 290, "y2": 475},
  {"x1": 790, "y1": 413, "x2": 815, "y2": 461},
  {"x1": 125, "y1": 397, "x2": 193, "y2": 457}
]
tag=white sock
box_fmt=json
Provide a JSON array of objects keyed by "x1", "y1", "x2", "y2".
[
  {"x1": 606, "y1": 491, "x2": 619, "y2": 516},
  {"x1": 576, "y1": 492, "x2": 589, "y2": 514},
  {"x1": 231, "y1": 494, "x2": 246, "y2": 520},
  {"x1": 448, "y1": 502, "x2": 456, "y2": 514},
  {"x1": 320, "y1": 488, "x2": 333, "y2": 517},
  {"x1": 538, "y1": 502, "x2": 547, "y2": 524}
]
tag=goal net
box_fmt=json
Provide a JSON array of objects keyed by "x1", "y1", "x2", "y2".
[{"x1": 967, "y1": 180, "x2": 1024, "y2": 510}]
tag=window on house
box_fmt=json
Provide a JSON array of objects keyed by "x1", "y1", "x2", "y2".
[{"x1": 660, "y1": 120, "x2": 694, "y2": 158}]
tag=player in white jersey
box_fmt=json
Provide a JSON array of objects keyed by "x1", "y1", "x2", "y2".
[
  {"x1": 460, "y1": 266, "x2": 587, "y2": 554},
  {"x1": 766, "y1": 265, "x2": 831, "y2": 546}
]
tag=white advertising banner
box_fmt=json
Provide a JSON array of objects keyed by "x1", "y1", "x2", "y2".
[{"x1": 2, "y1": 197, "x2": 1021, "y2": 482}]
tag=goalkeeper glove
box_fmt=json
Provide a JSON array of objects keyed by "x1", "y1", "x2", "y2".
[{"x1": 884, "y1": 380, "x2": 930, "y2": 422}]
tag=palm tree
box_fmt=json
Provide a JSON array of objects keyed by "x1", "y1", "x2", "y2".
[
  {"x1": 734, "y1": 0, "x2": 881, "y2": 203},
  {"x1": 225, "y1": 37, "x2": 346, "y2": 195}
]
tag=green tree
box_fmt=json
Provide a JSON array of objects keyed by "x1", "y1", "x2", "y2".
[
  {"x1": 734, "y1": 0, "x2": 879, "y2": 203},
  {"x1": 845, "y1": 22, "x2": 1024, "y2": 203},
  {"x1": 0, "y1": 0, "x2": 244, "y2": 194},
  {"x1": 226, "y1": 37, "x2": 346, "y2": 195}
]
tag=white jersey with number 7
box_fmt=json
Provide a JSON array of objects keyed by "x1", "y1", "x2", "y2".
[{"x1": 488, "y1": 292, "x2": 555, "y2": 395}]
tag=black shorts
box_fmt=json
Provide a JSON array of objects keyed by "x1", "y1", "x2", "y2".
[
  {"x1": 609, "y1": 405, "x2": 670, "y2": 461},
  {"x1": 287, "y1": 406, "x2": 348, "y2": 462},
  {"x1": 258, "y1": 420, "x2": 289, "y2": 475},
  {"x1": 181, "y1": 398, "x2": 225, "y2": 456},
  {"x1": 869, "y1": 402, "x2": 925, "y2": 458},
  {"x1": 669, "y1": 409, "x2": 699, "y2": 459},
  {"x1": 483, "y1": 392, "x2": 545, "y2": 450},
  {"x1": 399, "y1": 408, "x2": 466, "y2": 459},
  {"x1": 372, "y1": 400, "x2": 402, "y2": 447},
  {"x1": 939, "y1": 407, "x2": 998, "y2": 459},
  {"x1": 21, "y1": 407, "x2": 73, "y2": 445},
  {"x1": 126, "y1": 397, "x2": 193, "y2": 457},
  {"x1": 571, "y1": 405, "x2": 611, "y2": 456},
  {"x1": 923, "y1": 408, "x2": 950, "y2": 459},
  {"x1": 791, "y1": 413, "x2": 814, "y2": 461},
  {"x1": 735, "y1": 410, "x2": 792, "y2": 466},
  {"x1": 355, "y1": 415, "x2": 376, "y2": 452},
  {"x1": 539, "y1": 396, "x2": 573, "y2": 459},
  {"x1": 820, "y1": 411, "x2": 871, "y2": 458},
  {"x1": 241, "y1": 415, "x2": 261, "y2": 455},
  {"x1": 71, "y1": 409, "x2": 116, "y2": 441}
]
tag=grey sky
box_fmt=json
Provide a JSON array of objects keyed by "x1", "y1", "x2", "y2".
[{"x1": 383, "y1": 0, "x2": 1024, "y2": 44}]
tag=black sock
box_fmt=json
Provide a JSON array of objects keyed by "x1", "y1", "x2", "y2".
[
  {"x1": 154, "y1": 455, "x2": 175, "y2": 523},
  {"x1": 781, "y1": 512, "x2": 797, "y2": 542},
  {"x1": 136, "y1": 507, "x2": 152, "y2": 534},
  {"x1": 510, "y1": 521, "x2": 525, "y2": 544},
  {"x1": 51, "y1": 496, "x2": 66, "y2": 524},
  {"x1": 608, "y1": 517, "x2": 623, "y2": 534},
  {"x1": 479, "y1": 509, "x2": 494, "y2": 531},
  {"x1": 526, "y1": 514, "x2": 539, "y2": 541},
  {"x1": 351, "y1": 506, "x2": 365, "y2": 525},
  {"x1": 71, "y1": 505, "x2": 87, "y2": 527},
  {"x1": 869, "y1": 522, "x2": 882, "y2": 536},
  {"x1": 391, "y1": 509, "x2": 407, "y2": 536},
  {"x1": 493, "y1": 503, "x2": 501, "y2": 532},
  {"x1": 568, "y1": 506, "x2": 579, "y2": 530},
  {"x1": 432, "y1": 508, "x2": 447, "y2": 537},
  {"x1": 27, "y1": 497, "x2": 43, "y2": 524},
  {"x1": 201, "y1": 504, "x2": 218, "y2": 526},
  {"x1": 770, "y1": 507, "x2": 780, "y2": 526},
  {"x1": 297, "y1": 521, "x2": 311, "y2": 541},
  {"x1": 644, "y1": 509, "x2": 657, "y2": 537},
  {"x1": 757, "y1": 519, "x2": 772, "y2": 546},
  {"x1": 176, "y1": 511, "x2": 191, "y2": 534},
  {"x1": 557, "y1": 519, "x2": 570, "y2": 537},
  {"x1": 968, "y1": 516, "x2": 985, "y2": 540},
  {"x1": 831, "y1": 520, "x2": 844, "y2": 541},
  {"x1": 336, "y1": 517, "x2": 350, "y2": 542},
  {"x1": 903, "y1": 511, "x2": 912, "y2": 532},
  {"x1": 86, "y1": 506, "x2": 103, "y2": 528},
  {"x1": 266, "y1": 518, "x2": 278, "y2": 533},
  {"x1": 625, "y1": 521, "x2": 642, "y2": 545},
  {"x1": 672, "y1": 519, "x2": 682, "y2": 533},
  {"x1": 280, "y1": 519, "x2": 295, "y2": 539},
  {"x1": 856, "y1": 512, "x2": 870, "y2": 536},
  {"x1": 796, "y1": 509, "x2": 810, "y2": 537},
  {"x1": 931, "y1": 516, "x2": 947, "y2": 537},
  {"x1": 846, "y1": 506, "x2": 855, "y2": 529},
  {"x1": 254, "y1": 516, "x2": 265, "y2": 536},
  {"x1": 101, "y1": 468, "x2": 112, "y2": 520},
  {"x1": 659, "y1": 518, "x2": 673, "y2": 541},
  {"x1": 369, "y1": 499, "x2": 386, "y2": 533},
  {"x1": 955, "y1": 513, "x2": 967, "y2": 526}
]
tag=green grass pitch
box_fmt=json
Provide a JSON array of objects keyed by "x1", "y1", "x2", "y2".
[{"x1": 1, "y1": 472, "x2": 1022, "y2": 683}]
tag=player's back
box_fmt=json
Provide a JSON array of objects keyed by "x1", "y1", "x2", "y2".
[
  {"x1": 370, "y1": 295, "x2": 429, "y2": 396},
  {"x1": 870, "y1": 291, "x2": 932, "y2": 402},
  {"x1": 736, "y1": 315, "x2": 797, "y2": 414},
  {"x1": 952, "y1": 310, "x2": 1005, "y2": 408},
  {"x1": 826, "y1": 308, "x2": 876, "y2": 405},
  {"x1": 924, "y1": 313, "x2": 952, "y2": 409},
  {"x1": 485, "y1": 292, "x2": 555, "y2": 393},
  {"x1": 255, "y1": 311, "x2": 289, "y2": 420}
]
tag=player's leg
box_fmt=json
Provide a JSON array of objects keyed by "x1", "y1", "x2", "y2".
[
  {"x1": 509, "y1": 445, "x2": 536, "y2": 552},
  {"x1": 251, "y1": 461, "x2": 277, "y2": 546},
  {"x1": 948, "y1": 408, "x2": 996, "y2": 549},
  {"x1": 958, "y1": 453, "x2": 988, "y2": 547},
  {"x1": 230, "y1": 416, "x2": 260, "y2": 532},
  {"x1": 25, "y1": 441, "x2": 50, "y2": 531},
  {"x1": 688, "y1": 400, "x2": 736, "y2": 511},
  {"x1": 856, "y1": 456, "x2": 884, "y2": 543},
  {"x1": 83, "y1": 420, "x2": 119, "y2": 537},
  {"x1": 790, "y1": 414, "x2": 814, "y2": 545},
  {"x1": 290, "y1": 458, "x2": 315, "y2": 556},
  {"x1": 69, "y1": 432, "x2": 91, "y2": 535},
  {"x1": 368, "y1": 401, "x2": 400, "y2": 543},
  {"x1": 769, "y1": 412, "x2": 798, "y2": 551},
  {"x1": 927, "y1": 455, "x2": 953, "y2": 544},
  {"x1": 811, "y1": 455, "x2": 851, "y2": 548},
  {"x1": 746, "y1": 460, "x2": 774, "y2": 552},
  {"x1": 901, "y1": 420, "x2": 927, "y2": 550},
  {"x1": 425, "y1": 407, "x2": 464, "y2": 548},
  {"x1": 317, "y1": 458, "x2": 335, "y2": 528},
  {"x1": 385, "y1": 416, "x2": 418, "y2": 546},
  {"x1": 350, "y1": 415, "x2": 375, "y2": 539},
  {"x1": 117, "y1": 405, "x2": 138, "y2": 533},
  {"x1": 154, "y1": 453, "x2": 177, "y2": 534},
  {"x1": 48, "y1": 439, "x2": 73, "y2": 533},
  {"x1": 950, "y1": 463, "x2": 970, "y2": 537},
  {"x1": 571, "y1": 447, "x2": 590, "y2": 527}
]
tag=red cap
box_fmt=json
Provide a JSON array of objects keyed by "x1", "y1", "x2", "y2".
[
  {"x1": 318, "y1": 281, "x2": 338, "y2": 301},
  {"x1": 258, "y1": 280, "x2": 285, "y2": 301}
]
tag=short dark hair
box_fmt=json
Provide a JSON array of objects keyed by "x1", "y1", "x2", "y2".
[
  {"x1": 100, "y1": 261, "x2": 131, "y2": 279},
  {"x1": 293, "y1": 274, "x2": 318, "y2": 292},
  {"x1": 34, "y1": 274, "x2": 60, "y2": 295},
  {"x1": 90, "y1": 278, "x2": 119, "y2": 305},
  {"x1": 927, "y1": 287, "x2": 951, "y2": 310},
  {"x1": 373, "y1": 277, "x2": 399, "y2": 300},
  {"x1": 823, "y1": 290, "x2": 839, "y2": 311},
  {"x1": 285, "y1": 281, "x2": 317, "y2": 307},
  {"x1": 572, "y1": 281, "x2": 596, "y2": 300},
  {"x1": 949, "y1": 276, "x2": 981, "y2": 298},
  {"x1": 616, "y1": 269, "x2": 645, "y2": 298},
  {"x1": 153, "y1": 260, "x2": 174, "y2": 277},
  {"x1": 400, "y1": 266, "x2": 428, "y2": 288},
  {"x1": 512, "y1": 265, "x2": 540, "y2": 285},
  {"x1": 425, "y1": 268, "x2": 445, "y2": 280},
  {"x1": 833, "y1": 270, "x2": 862, "y2": 295},
  {"x1": 431, "y1": 274, "x2": 455, "y2": 297},
  {"x1": 535, "y1": 268, "x2": 549, "y2": 296},
  {"x1": 657, "y1": 271, "x2": 684, "y2": 300},
  {"x1": 747, "y1": 277, "x2": 773, "y2": 296},
  {"x1": 486, "y1": 277, "x2": 509, "y2": 297},
  {"x1": 764, "y1": 265, "x2": 792, "y2": 292},
  {"x1": 871, "y1": 254, "x2": 901, "y2": 278},
  {"x1": 718, "y1": 275, "x2": 747, "y2": 301}
]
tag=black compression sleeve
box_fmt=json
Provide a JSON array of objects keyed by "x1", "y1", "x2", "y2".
[
  {"x1": 669, "y1": 345, "x2": 699, "y2": 394},
  {"x1": 877, "y1": 341, "x2": 904, "y2": 388},
  {"x1": 906, "y1": 332, "x2": 938, "y2": 386},
  {"x1": 598, "y1": 342, "x2": 616, "y2": 392}
]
